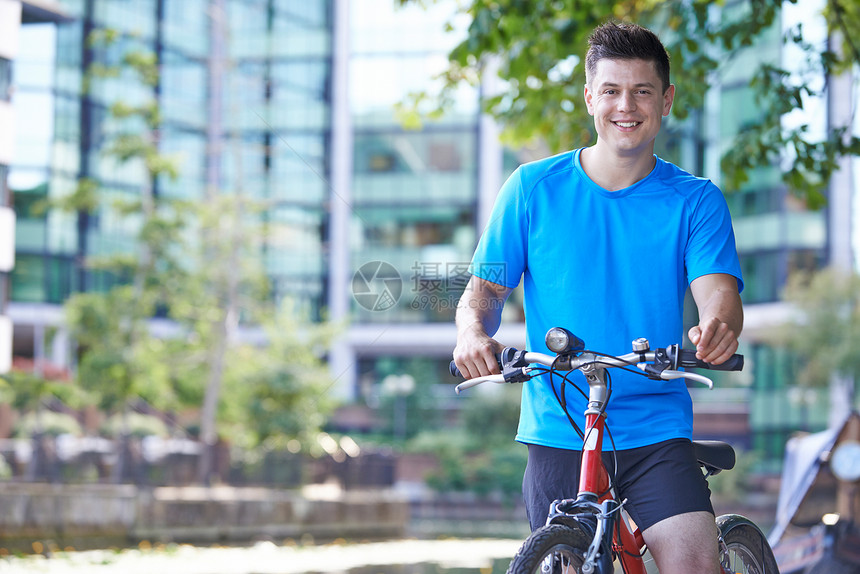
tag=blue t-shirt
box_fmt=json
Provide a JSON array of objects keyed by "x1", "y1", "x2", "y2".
[{"x1": 470, "y1": 148, "x2": 743, "y2": 450}]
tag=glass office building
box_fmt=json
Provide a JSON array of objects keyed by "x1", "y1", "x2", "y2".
[
  {"x1": 6, "y1": 0, "x2": 504, "y2": 399},
  {"x1": 9, "y1": 0, "x2": 333, "y2": 370},
  {"x1": 11, "y1": 0, "x2": 330, "y2": 316},
  {"x1": 0, "y1": 1, "x2": 20, "y2": 376},
  {"x1": 332, "y1": 1, "x2": 520, "y2": 412},
  {"x1": 2, "y1": 1, "x2": 73, "y2": 373}
]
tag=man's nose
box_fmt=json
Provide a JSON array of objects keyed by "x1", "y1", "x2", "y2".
[{"x1": 617, "y1": 91, "x2": 636, "y2": 111}]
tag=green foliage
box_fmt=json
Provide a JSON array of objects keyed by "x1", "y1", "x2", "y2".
[
  {"x1": 823, "y1": 0, "x2": 860, "y2": 74},
  {"x1": 65, "y1": 287, "x2": 177, "y2": 411},
  {"x1": 720, "y1": 19, "x2": 860, "y2": 208},
  {"x1": 30, "y1": 178, "x2": 100, "y2": 215},
  {"x1": 402, "y1": 0, "x2": 860, "y2": 204},
  {"x1": 223, "y1": 306, "x2": 338, "y2": 448},
  {"x1": 101, "y1": 412, "x2": 169, "y2": 438},
  {"x1": 372, "y1": 357, "x2": 449, "y2": 441},
  {"x1": 0, "y1": 369, "x2": 85, "y2": 412},
  {"x1": 15, "y1": 411, "x2": 83, "y2": 438},
  {"x1": 771, "y1": 267, "x2": 860, "y2": 388},
  {"x1": 57, "y1": 28, "x2": 340, "y2": 461},
  {"x1": 121, "y1": 51, "x2": 159, "y2": 87},
  {"x1": 461, "y1": 387, "x2": 523, "y2": 446},
  {"x1": 417, "y1": 432, "x2": 527, "y2": 502},
  {"x1": 406, "y1": 386, "x2": 526, "y2": 500},
  {"x1": 707, "y1": 448, "x2": 761, "y2": 503}
]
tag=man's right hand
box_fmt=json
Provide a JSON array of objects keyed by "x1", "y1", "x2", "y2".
[{"x1": 453, "y1": 321, "x2": 505, "y2": 379}]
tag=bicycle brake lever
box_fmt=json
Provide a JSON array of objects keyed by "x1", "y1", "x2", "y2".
[
  {"x1": 660, "y1": 370, "x2": 714, "y2": 389},
  {"x1": 640, "y1": 347, "x2": 674, "y2": 380},
  {"x1": 502, "y1": 348, "x2": 532, "y2": 383}
]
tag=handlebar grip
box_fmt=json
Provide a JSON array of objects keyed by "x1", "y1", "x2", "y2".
[
  {"x1": 676, "y1": 349, "x2": 744, "y2": 371},
  {"x1": 449, "y1": 360, "x2": 462, "y2": 378},
  {"x1": 449, "y1": 353, "x2": 504, "y2": 378},
  {"x1": 704, "y1": 353, "x2": 744, "y2": 371}
]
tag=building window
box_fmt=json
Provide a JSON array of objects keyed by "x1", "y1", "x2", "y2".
[
  {"x1": 0, "y1": 164, "x2": 8, "y2": 205},
  {"x1": 0, "y1": 58, "x2": 11, "y2": 101}
]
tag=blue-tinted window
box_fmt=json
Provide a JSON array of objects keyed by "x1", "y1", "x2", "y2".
[
  {"x1": 10, "y1": 254, "x2": 45, "y2": 303},
  {"x1": 0, "y1": 164, "x2": 8, "y2": 205},
  {"x1": 92, "y1": 0, "x2": 157, "y2": 39},
  {"x1": 0, "y1": 58, "x2": 11, "y2": 102}
]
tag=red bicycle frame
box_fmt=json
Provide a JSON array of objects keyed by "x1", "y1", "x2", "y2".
[{"x1": 577, "y1": 370, "x2": 647, "y2": 573}]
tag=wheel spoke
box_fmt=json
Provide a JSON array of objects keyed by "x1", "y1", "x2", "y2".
[
  {"x1": 721, "y1": 541, "x2": 764, "y2": 574},
  {"x1": 507, "y1": 525, "x2": 594, "y2": 574},
  {"x1": 717, "y1": 520, "x2": 778, "y2": 574}
]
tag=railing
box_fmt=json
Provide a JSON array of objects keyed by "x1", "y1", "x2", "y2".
[{"x1": 0, "y1": 435, "x2": 398, "y2": 489}]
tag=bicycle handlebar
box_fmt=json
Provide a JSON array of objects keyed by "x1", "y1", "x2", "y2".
[{"x1": 450, "y1": 331, "x2": 743, "y2": 394}]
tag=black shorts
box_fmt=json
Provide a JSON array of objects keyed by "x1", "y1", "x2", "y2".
[{"x1": 522, "y1": 438, "x2": 714, "y2": 532}]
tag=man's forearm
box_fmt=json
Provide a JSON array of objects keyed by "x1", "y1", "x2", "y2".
[
  {"x1": 698, "y1": 286, "x2": 743, "y2": 336},
  {"x1": 453, "y1": 276, "x2": 512, "y2": 377},
  {"x1": 456, "y1": 293, "x2": 502, "y2": 339},
  {"x1": 689, "y1": 274, "x2": 743, "y2": 363},
  {"x1": 456, "y1": 277, "x2": 509, "y2": 338}
]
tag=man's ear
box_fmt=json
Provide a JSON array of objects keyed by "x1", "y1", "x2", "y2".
[
  {"x1": 584, "y1": 84, "x2": 595, "y2": 116},
  {"x1": 662, "y1": 84, "x2": 675, "y2": 117}
]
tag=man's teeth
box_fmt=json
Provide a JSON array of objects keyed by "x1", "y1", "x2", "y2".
[{"x1": 615, "y1": 122, "x2": 639, "y2": 127}]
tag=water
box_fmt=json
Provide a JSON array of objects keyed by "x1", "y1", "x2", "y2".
[{"x1": 0, "y1": 539, "x2": 522, "y2": 574}]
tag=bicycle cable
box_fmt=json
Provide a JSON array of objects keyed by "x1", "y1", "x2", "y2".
[
  {"x1": 549, "y1": 356, "x2": 588, "y2": 440},
  {"x1": 548, "y1": 355, "x2": 631, "y2": 499},
  {"x1": 601, "y1": 369, "x2": 619, "y2": 498}
]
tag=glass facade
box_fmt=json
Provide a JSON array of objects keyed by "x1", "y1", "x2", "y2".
[
  {"x1": 350, "y1": 0, "x2": 479, "y2": 325},
  {"x1": 0, "y1": 57, "x2": 11, "y2": 102},
  {"x1": 221, "y1": 0, "x2": 332, "y2": 318},
  {"x1": 1, "y1": 163, "x2": 8, "y2": 308},
  {"x1": 11, "y1": 0, "x2": 333, "y2": 318},
  {"x1": 9, "y1": 22, "x2": 64, "y2": 303}
]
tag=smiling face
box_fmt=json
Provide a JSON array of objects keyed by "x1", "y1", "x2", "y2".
[{"x1": 584, "y1": 58, "x2": 675, "y2": 160}]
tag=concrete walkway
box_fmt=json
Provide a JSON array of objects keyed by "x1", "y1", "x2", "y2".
[{"x1": 0, "y1": 538, "x2": 522, "y2": 574}]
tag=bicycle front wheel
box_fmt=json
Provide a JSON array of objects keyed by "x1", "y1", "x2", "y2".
[
  {"x1": 506, "y1": 523, "x2": 605, "y2": 574},
  {"x1": 717, "y1": 515, "x2": 779, "y2": 574}
]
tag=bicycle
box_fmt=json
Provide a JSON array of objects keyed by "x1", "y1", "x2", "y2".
[{"x1": 451, "y1": 326, "x2": 779, "y2": 574}]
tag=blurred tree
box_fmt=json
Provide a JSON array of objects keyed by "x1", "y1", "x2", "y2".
[
  {"x1": 774, "y1": 268, "x2": 860, "y2": 402},
  {"x1": 399, "y1": 0, "x2": 860, "y2": 208},
  {"x1": 60, "y1": 29, "x2": 185, "y2": 482},
  {"x1": 50, "y1": 29, "x2": 337, "y2": 483},
  {"x1": 374, "y1": 357, "x2": 445, "y2": 441},
  {"x1": 0, "y1": 368, "x2": 86, "y2": 479},
  {"x1": 408, "y1": 386, "x2": 526, "y2": 501},
  {"x1": 221, "y1": 305, "x2": 337, "y2": 449}
]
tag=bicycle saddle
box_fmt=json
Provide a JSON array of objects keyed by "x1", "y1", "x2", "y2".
[{"x1": 692, "y1": 440, "x2": 736, "y2": 476}]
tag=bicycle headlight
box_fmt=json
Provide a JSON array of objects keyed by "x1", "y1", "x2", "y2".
[{"x1": 545, "y1": 327, "x2": 584, "y2": 354}]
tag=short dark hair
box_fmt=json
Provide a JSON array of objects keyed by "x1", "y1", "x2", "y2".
[{"x1": 585, "y1": 22, "x2": 671, "y2": 93}]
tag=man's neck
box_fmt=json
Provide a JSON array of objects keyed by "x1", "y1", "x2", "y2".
[{"x1": 580, "y1": 145, "x2": 656, "y2": 191}]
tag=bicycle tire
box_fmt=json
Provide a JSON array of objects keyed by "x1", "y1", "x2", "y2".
[
  {"x1": 717, "y1": 515, "x2": 780, "y2": 574},
  {"x1": 506, "y1": 523, "x2": 611, "y2": 574}
]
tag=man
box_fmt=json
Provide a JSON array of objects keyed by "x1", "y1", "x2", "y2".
[{"x1": 453, "y1": 22, "x2": 743, "y2": 574}]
